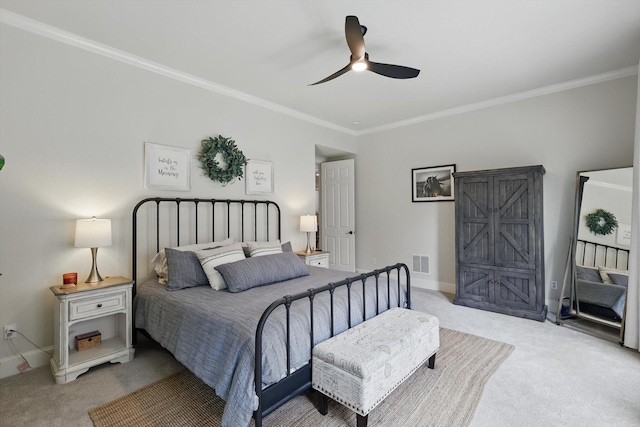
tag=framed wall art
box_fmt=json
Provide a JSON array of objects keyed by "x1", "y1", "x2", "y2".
[
  {"x1": 144, "y1": 142, "x2": 191, "y2": 191},
  {"x1": 616, "y1": 223, "x2": 631, "y2": 247},
  {"x1": 246, "y1": 159, "x2": 274, "y2": 194},
  {"x1": 411, "y1": 164, "x2": 456, "y2": 202}
]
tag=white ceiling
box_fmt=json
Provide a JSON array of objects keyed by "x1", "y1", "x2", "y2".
[{"x1": 2, "y1": 1, "x2": 639, "y2": 135}]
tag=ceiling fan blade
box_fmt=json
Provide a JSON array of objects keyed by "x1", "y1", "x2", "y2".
[
  {"x1": 345, "y1": 15, "x2": 365, "y2": 60},
  {"x1": 367, "y1": 61, "x2": 420, "y2": 79},
  {"x1": 309, "y1": 63, "x2": 351, "y2": 86}
]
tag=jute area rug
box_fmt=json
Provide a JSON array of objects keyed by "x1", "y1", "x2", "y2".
[{"x1": 89, "y1": 328, "x2": 514, "y2": 427}]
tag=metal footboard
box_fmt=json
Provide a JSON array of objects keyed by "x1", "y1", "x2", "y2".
[{"x1": 253, "y1": 263, "x2": 411, "y2": 426}]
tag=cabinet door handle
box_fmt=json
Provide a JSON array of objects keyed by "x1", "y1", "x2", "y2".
[{"x1": 97, "y1": 303, "x2": 103, "y2": 308}]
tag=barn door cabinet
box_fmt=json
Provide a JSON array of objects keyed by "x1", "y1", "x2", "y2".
[{"x1": 453, "y1": 165, "x2": 547, "y2": 321}]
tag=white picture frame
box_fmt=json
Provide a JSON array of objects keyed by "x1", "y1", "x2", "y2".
[
  {"x1": 616, "y1": 223, "x2": 631, "y2": 247},
  {"x1": 245, "y1": 160, "x2": 273, "y2": 194},
  {"x1": 144, "y1": 142, "x2": 191, "y2": 191}
]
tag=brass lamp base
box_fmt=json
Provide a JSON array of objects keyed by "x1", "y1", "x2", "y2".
[
  {"x1": 305, "y1": 232, "x2": 313, "y2": 254},
  {"x1": 85, "y1": 247, "x2": 104, "y2": 283}
]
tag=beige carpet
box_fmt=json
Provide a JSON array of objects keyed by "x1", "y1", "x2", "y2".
[{"x1": 89, "y1": 328, "x2": 514, "y2": 427}]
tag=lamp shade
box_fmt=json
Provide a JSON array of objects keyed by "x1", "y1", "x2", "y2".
[
  {"x1": 300, "y1": 215, "x2": 317, "y2": 232},
  {"x1": 75, "y1": 217, "x2": 112, "y2": 248}
]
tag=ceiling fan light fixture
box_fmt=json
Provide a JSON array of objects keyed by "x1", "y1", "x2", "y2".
[
  {"x1": 309, "y1": 16, "x2": 420, "y2": 85},
  {"x1": 352, "y1": 61, "x2": 367, "y2": 72}
]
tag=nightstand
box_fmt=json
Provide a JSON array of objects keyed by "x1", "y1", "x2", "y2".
[
  {"x1": 50, "y1": 276, "x2": 135, "y2": 384},
  {"x1": 296, "y1": 250, "x2": 330, "y2": 268}
]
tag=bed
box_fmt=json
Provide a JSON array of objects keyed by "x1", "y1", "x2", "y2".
[
  {"x1": 574, "y1": 239, "x2": 629, "y2": 323},
  {"x1": 131, "y1": 197, "x2": 410, "y2": 427}
]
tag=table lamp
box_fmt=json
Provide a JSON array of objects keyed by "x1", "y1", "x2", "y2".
[
  {"x1": 300, "y1": 214, "x2": 317, "y2": 254},
  {"x1": 75, "y1": 217, "x2": 112, "y2": 283}
]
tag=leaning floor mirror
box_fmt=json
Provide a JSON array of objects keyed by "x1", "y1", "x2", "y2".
[{"x1": 557, "y1": 166, "x2": 633, "y2": 343}]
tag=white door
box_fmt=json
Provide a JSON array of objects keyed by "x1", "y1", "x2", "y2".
[{"x1": 321, "y1": 159, "x2": 355, "y2": 271}]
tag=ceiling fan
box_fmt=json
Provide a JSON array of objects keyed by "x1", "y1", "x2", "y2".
[{"x1": 309, "y1": 15, "x2": 420, "y2": 85}]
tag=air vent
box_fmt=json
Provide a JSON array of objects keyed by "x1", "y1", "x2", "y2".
[{"x1": 412, "y1": 255, "x2": 430, "y2": 274}]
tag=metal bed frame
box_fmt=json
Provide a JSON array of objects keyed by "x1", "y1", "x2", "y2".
[
  {"x1": 557, "y1": 238, "x2": 629, "y2": 345},
  {"x1": 131, "y1": 197, "x2": 411, "y2": 426},
  {"x1": 132, "y1": 197, "x2": 281, "y2": 290},
  {"x1": 254, "y1": 264, "x2": 410, "y2": 425},
  {"x1": 575, "y1": 239, "x2": 630, "y2": 270}
]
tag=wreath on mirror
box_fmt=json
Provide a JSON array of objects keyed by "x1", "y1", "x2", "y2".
[
  {"x1": 198, "y1": 135, "x2": 247, "y2": 186},
  {"x1": 585, "y1": 208, "x2": 618, "y2": 236}
]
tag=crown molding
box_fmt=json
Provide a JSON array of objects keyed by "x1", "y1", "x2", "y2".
[
  {"x1": 2, "y1": 8, "x2": 636, "y2": 138},
  {"x1": 356, "y1": 65, "x2": 639, "y2": 136},
  {"x1": 0, "y1": 9, "x2": 356, "y2": 136},
  {"x1": 587, "y1": 180, "x2": 633, "y2": 192}
]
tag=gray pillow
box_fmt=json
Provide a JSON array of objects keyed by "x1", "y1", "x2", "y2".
[
  {"x1": 607, "y1": 272, "x2": 628, "y2": 287},
  {"x1": 281, "y1": 241, "x2": 293, "y2": 252},
  {"x1": 576, "y1": 266, "x2": 602, "y2": 283},
  {"x1": 165, "y1": 248, "x2": 209, "y2": 291},
  {"x1": 215, "y1": 252, "x2": 309, "y2": 293}
]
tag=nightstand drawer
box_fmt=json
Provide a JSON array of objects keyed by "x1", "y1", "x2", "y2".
[
  {"x1": 69, "y1": 291, "x2": 126, "y2": 321},
  {"x1": 308, "y1": 257, "x2": 329, "y2": 268},
  {"x1": 296, "y1": 251, "x2": 330, "y2": 269}
]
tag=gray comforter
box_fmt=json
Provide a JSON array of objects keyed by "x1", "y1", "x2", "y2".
[
  {"x1": 134, "y1": 266, "x2": 406, "y2": 427},
  {"x1": 577, "y1": 279, "x2": 626, "y2": 318}
]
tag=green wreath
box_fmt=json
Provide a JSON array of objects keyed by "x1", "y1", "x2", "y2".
[
  {"x1": 198, "y1": 135, "x2": 247, "y2": 185},
  {"x1": 585, "y1": 208, "x2": 618, "y2": 236}
]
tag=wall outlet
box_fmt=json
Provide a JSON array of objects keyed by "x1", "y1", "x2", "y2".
[
  {"x1": 550, "y1": 281, "x2": 558, "y2": 290},
  {"x1": 3, "y1": 324, "x2": 16, "y2": 340}
]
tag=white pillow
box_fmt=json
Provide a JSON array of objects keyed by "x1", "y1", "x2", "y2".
[
  {"x1": 152, "y1": 237, "x2": 233, "y2": 284},
  {"x1": 195, "y1": 243, "x2": 246, "y2": 290},
  {"x1": 597, "y1": 266, "x2": 628, "y2": 285},
  {"x1": 246, "y1": 240, "x2": 283, "y2": 257}
]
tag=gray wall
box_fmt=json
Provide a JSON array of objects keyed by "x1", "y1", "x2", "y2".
[
  {"x1": 0, "y1": 18, "x2": 637, "y2": 376},
  {"x1": 0, "y1": 25, "x2": 356, "y2": 369},
  {"x1": 355, "y1": 77, "x2": 637, "y2": 308}
]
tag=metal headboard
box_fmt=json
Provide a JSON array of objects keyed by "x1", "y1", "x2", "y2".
[
  {"x1": 576, "y1": 239, "x2": 629, "y2": 270},
  {"x1": 132, "y1": 197, "x2": 281, "y2": 296}
]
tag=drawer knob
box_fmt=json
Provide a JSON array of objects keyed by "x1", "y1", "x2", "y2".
[{"x1": 97, "y1": 303, "x2": 103, "y2": 308}]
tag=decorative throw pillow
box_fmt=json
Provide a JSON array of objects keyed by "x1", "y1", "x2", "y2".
[
  {"x1": 152, "y1": 237, "x2": 234, "y2": 284},
  {"x1": 165, "y1": 248, "x2": 209, "y2": 291},
  {"x1": 215, "y1": 252, "x2": 309, "y2": 293},
  {"x1": 241, "y1": 240, "x2": 292, "y2": 257},
  {"x1": 195, "y1": 243, "x2": 246, "y2": 290},
  {"x1": 607, "y1": 272, "x2": 628, "y2": 287},
  {"x1": 576, "y1": 265, "x2": 602, "y2": 283},
  {"x1": 597, "y1": 266, "x2": 627, "y2": 285},
  {"x1": 246, "y1": 240, "x2": 283, "y2": 257}
]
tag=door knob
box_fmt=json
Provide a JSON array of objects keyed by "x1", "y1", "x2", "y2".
[{"x1": 346, "y1": 231, "x2": 354, "y2": 235}]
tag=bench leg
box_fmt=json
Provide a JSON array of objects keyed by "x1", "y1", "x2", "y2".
[
  {"x1": 318, "y1": 392, "x2": 329, "y2": 416},
  {"x1": 357, "y1": 414, "x2": 368, "y2": 427},
  {"x1": 428, "y1": 353, "x2": 436, "y2": 369}
]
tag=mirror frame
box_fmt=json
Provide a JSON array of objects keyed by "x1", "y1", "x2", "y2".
[{"x1": 558, "y1": 166, "x2": 632, "y2": 343}]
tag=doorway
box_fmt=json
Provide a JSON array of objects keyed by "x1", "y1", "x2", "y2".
[{"x1": 315, "y1": 145, "x2": 356, "y2": 271}]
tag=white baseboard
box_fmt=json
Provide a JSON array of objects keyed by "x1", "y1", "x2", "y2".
[
  {"x1": 353, "y1": 271, "x2": 559, "y2": 318},
  {"x1": 410, "y1": 276, "x2": 456, "y2": 294},
  {"x1": 0, "y1": 346, "x2": 53, "y2": 380},
  {"x1": 354, "y1": 268, "x2": 455, "y2": 295}
]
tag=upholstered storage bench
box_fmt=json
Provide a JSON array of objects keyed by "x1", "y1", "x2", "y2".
[{"x1": 312, "y1": 307, "x2": 439, "y2": 427}]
